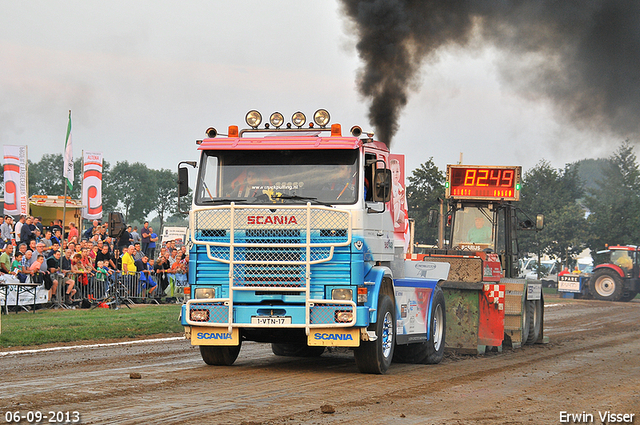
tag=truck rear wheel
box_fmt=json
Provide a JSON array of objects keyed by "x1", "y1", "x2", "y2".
[
  {"x1": 589, "y1": 269, "x2": 624, "y2": 301},
  {"x1": 200, "y1": 342, "x2": 242, "y2": 366},
  {"x1": 271, "y1": 343, "x2": 325, "y2": 357},
  {"x1": 393, "y1": 286, "x2": 446, "y2": 364},
  {"x1": 354, "y1": 294, "x2": 395, "y2": 374}
]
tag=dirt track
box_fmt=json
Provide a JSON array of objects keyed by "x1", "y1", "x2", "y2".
[{"x1": 1, "y1": 296, "x2": 639, "y2": 425}]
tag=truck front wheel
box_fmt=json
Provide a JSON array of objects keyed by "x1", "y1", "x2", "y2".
[
  {"x1": 200, "y1": 342, "x2": 242, "y2": 366},
  {"x1": 589, "y1": 269, "x2": 624, "y2": 301},
  {"x1": 354, "y1": 294, "x2": 395, "y2": 374}
]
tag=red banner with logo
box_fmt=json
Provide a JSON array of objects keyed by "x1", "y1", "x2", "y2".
[
  {"x1": 81, "y1": 151, "x2": 103, "y2": 220},
  {"x1": 3, "y1": 145, "x2": 28, "y2": 216}
]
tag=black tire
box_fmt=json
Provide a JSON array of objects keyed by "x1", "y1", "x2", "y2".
[
  {"x1": 200, "y1": 342, "x2": 242, "y2": 366},
  {"x1": 620, "y1": 290, "x2": 638, "y2": 302},
  {"x1": 521, "y1": 299, "x2": 532, "y2": 345},
  {"x1": 393, "y1": 286, "x2": 446, "y2": 364},
  {"x1": 589, "y1": 269, "x2": 624, "y2": 301},
  {"x1": 354, "y1": 294, "x2": 396, "y2": 374},
  {"x1": 271, "y1": 343, "x2": 325, "y2": 357},
  {"x1": 525, "y1": 300, "x2": 542, "y2": 344}
]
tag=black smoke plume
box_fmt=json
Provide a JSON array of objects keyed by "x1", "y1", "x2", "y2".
[{"x1": 340, "y1": 0, "x2": 640, "y2": 146}]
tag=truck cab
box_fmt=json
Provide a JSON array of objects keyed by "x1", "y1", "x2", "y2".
[{"x1": 178, "y1": 110, "x2": 445, "y2": 374}]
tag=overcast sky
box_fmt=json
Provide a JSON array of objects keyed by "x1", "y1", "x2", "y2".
[{"x1": 0, "y1": 1, "x2": 624, "y2": 178}]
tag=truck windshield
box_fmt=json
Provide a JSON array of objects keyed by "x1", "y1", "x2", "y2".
[
  {"x1": 451, "y1": 206, "x2": 495, "y2": 251},
  {"x1": 195, "y1": 149, "x2": 359, "y2": 205}
]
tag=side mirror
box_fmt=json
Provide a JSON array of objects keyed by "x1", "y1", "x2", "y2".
[
  {"x1": 372, "y1": 168, "x2": 391, "y2": 202},
  {"x1": 178, "y1": 167, "x2": 190, "y2": 197},
  {"x1": 536, "y1": 214, "x2": 544, "y2": 230}
]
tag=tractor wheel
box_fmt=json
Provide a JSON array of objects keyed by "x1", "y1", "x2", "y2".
[
  {"x1": 393, "y1": 286, "x2": 446, "y2": 364},
  {"x1": 271, "y1": 343, "x2": 325, "y2": 357},
  {"x1": 200, "y1": 342, "x2": 242, "y2": 366},
  {"x1": 589, "y1": 269, "x2": 624, "y2": 301},
  {"x1": 354, "y1": 294, "x2": 395, "y2": 374},
  {"x1": 525, "y1": 300, "x2": 542, "y2": 344},
  {"x1": 620, "y1": 290, "x2": 638, "y2": 302}
]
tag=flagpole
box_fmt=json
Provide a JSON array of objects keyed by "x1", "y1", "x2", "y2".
[{"x1": 61, "y1": 110, "x2": 72, "y2": 256}]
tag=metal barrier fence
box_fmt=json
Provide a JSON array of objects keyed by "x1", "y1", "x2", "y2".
[{"x1": 49, "y1": 270, "x2": 189, "y2": 307}]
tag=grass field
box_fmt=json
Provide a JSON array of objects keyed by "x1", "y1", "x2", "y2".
[{"x1": 0, "y1": 304, "x2": 183, "y2": 349}]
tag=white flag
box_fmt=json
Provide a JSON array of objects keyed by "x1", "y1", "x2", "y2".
[{"x1": 63, "y1": 110, "x2": 74, "y2": 190}]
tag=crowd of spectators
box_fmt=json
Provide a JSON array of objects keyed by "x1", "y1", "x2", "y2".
[{"x1": 0, "y1": 215, "x2": 188, "y2": 306}]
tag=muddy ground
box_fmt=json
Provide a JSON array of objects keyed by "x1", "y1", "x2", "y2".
[{"x1": 1, "y1": 296, "x2": 639, "y2": 425}]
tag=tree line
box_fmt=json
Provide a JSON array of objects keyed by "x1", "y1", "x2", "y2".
[
  {"x1": 2, "y1": 154, "x2": 180, "y2": 229},
  {"x1": 407, "y1": 141, "x2": 639, "y2": 266}
]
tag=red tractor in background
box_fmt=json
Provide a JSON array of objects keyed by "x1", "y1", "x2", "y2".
[{"x1": 588, "y1": 246, "x2": 640, "y2": 302}]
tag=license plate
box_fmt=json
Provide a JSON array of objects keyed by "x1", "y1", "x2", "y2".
[{"x1": 251, "y1": 316, "x2": 292, "y2": 325}]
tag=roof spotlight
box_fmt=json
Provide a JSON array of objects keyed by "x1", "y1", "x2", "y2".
[
  {"x1": 270, "y1": 112, "x2": 284, "y2": 128},
  {"x1": 205, "y1": 127, "x2": 217, "y2": 138},
  {"x1": 245, "y1": 110, "x2": 262, "y2": 128},
  {"x1": 313, "y1": 109, "x2": 330, "y2": 128},
  {"x1": 291, "y1": 111, "x2": 306, "y2": 128}
]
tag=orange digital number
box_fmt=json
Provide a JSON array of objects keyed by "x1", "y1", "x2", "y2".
[{"x1": 464, "y1": 169, "x2": 476, "y2": 186}]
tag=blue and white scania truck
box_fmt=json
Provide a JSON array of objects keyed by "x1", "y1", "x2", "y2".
[{"x1": 178, "y1": 109, "x2": 446, "y2": 374}]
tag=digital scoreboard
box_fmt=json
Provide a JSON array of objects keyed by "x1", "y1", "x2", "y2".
[{"x1": 445, "y1": 165, "x2": 521, "y2": 201}]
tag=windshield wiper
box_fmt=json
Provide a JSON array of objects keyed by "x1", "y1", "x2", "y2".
[
  {"x1": 200, "y1": 197, "x2": 250, "y2": 204},
  {"x1": 275, "y1": 195, "x2": 332, "y2": 206}
]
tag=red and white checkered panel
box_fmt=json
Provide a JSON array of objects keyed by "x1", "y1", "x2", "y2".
[{"x1": 483, "y1": 283, "x2": 505, "y2": 310}]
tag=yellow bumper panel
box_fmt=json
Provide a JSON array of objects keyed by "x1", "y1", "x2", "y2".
[
  {"x1": 308, "y1": 328, "x2": 360, "y2": 347},
  {"x1": 191, "y1": 327, "x2": 240, "y2": 346}
]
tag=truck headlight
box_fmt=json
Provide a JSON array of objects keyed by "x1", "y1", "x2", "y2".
[
  {"x1": 334, "y1": 310, "x2": 353, "y2": 323},
  {"x1": 245, "y1": 110, "x2": 262, "y2": 128},
  {"x1": 332, "y1": 288, "x2": 353, "y2": 301},
  {"x1": 194, "y1": 288, "x2": 216, "y2": 299}
]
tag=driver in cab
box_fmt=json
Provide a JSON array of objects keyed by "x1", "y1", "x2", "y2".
[{"x1": 467, "y1": 217, "x2": 492, "y2": 244}]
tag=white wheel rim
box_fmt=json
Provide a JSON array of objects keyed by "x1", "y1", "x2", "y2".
[
  {"x1": 595, "y1": 276, "x2": 616, "y2": 297},
  {"x1": 381, "y1": 311, "x2": 394, "y2": 358}
]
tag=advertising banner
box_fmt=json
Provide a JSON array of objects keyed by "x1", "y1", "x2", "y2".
[
  {"x1": 390, "y1": 154, "x2": 409, "y2": 250},
  {"x1": 3, "y1": 145, "x2": 28, "y2": 216},
  {"x1": 81, "y1": 151, "x2": 103, "y2": 220}
]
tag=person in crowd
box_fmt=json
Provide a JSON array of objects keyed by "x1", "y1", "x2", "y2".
[
  {"x1": 121, "y1": 245, "x2": 137, "y2": 276},
  {"x1": 96, "y1": 244, "x2": 116, "y2": 269},
  {"x1": 12, "y1": 251, "x2": 27, "y2": 283},
  {"x1": 50, "y1": 219, "x2": 63, "y2": 237},
  {"x1": 68, "y1": 222, "x2": 78, "y2": 242},
  {"x1": 34, "y1": 216, "x2": 44, "y2": 234},
  {"x1": 0, "y1": 244, "x2": 13, "y2": 274},
  {"x1": 71, "y1": 252, "x2": 90, "y2": 299},
  {"x1": 21, "y1": 250, "x2": 33, "y2": 276},
  {"x1": 140, "y1": 221, "x2": 151, "y2": 255},
  {"x1": 135, "y1": 255, "x2": 157, "y2": 296},
  {"x1": 154, "y1": 253, "x2": 171, "y2": 293},
  {"x1": 14, "y1": 215, "x2": 25, "y2": 244},
  {"x1": 133, "y1": 242, "x2": 144, "y2": 261},
  {"x1": 45, "y1": 250, "x2": 69, "y2": 302},
  {"x1": 51, "y1": 228, "x2": 62, "y2": 246},
  {"x1": 60, "y1": 249, "x2": 77, "y2": 303},
  {"x1": 0, "y1": 216, "x2": 4, "y2": 248},
  {"x1": 27, "y1": 239, "x2": 37, "y2": 254},
  {"x1": 147, "y1": 227, "x2": 158, "y2": 259},
  {"x1": 117, "y1": 226, "x2": 132, "y2": 252},
  {"x1": 41, "y1": 230, "x2": 53, "y2": 248},
  {"x1": 168, "y1": 248, "x2": 178, "y2": 267},
  {"x1": 0, "y1": 216, "x2": 13, "y2": 248},
  {"x1": 28, "y1": 254, "x2": 46, "y2": 285},
  {"x1": 130, "y1": 226, "x2": 140, "y2": 245},
  {"x1": 20, "y1": 216, "x2": 34, "y2": 245},
  {"x1": 84, "y1": 219, "x2": 100, "y2": 241},
  {"x1": 44, "y1": 242, "x2": 60, "y2": 260}
]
